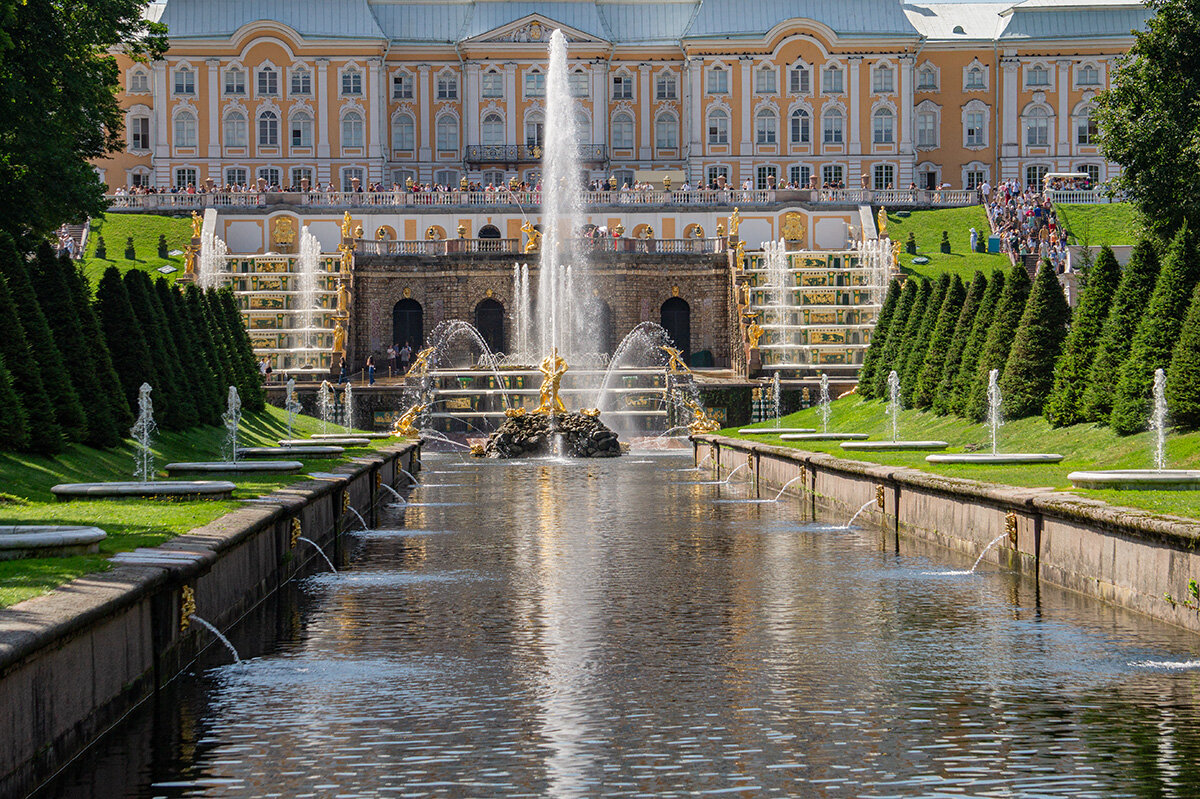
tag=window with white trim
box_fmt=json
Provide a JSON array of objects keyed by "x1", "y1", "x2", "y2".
[
  {"x1": 822, "y1": 65, "x2": 843, "y2": 94},
  {"x1": 224, "y1": 68, "x2": 246, "y2": 95},
  {"x1": 482, "y1": 71, "x2": 503, "y2": 98},
  {"x1": 823, "y1": 108, "x2": 844, "y2": 144},
  {"x1": 655, "y1": 113, "x2": 677, "y2": 148},
  {"x1": 392, "y1": 114, "x2": 415, "y2": 150},
  {"x1": 174, "y1": 168, "x2": 197, "y2": 188},
  {"x1": 755, "y1": 108, "x2": 777, "y2": 145},
  {"x1": 342, "y1": 68, "x2": 363, "y2": 96},
  {"x1": 917, "y1": 66, "x2": 937, "y2": 90},
  {"x1": 1077, "y1": 108, "x2": 1098, "y2": 145},
  {"x1": 966, "y1": 66, "x2": 986, "y2": 90},
  {"x1": 291, "y1": 112, "x2": 312, "y2": 148},
  {"x1": 342, "y1": 112, "x2": 364, "y2": 149},
  {"x1": 436, "y1": 115, "x2": 458, "y2": 150},
  {"x1": 291, "y1": 68, "x2": 311, "y2": 96},
  {"x1": 1080, "y1": 164, "x2": 1100, "y2": 185},
  {"x1": 223, "y1": 111, "x2": 247, "y2": 147},
  {"x1": 129, "y1": 69, "x2": 149, "y2": 93},
  {"x1": 1077, "y1": 64, "x2": 1100, "y2": 86},
  {"x1": 569, "y1": 70, "x2": 589, "y2": 97},
  {"x1": 965, "y1": 109, "x2": 986, "y2": 146},
  {"x1": 656, "y1": 72, "x2": 677, "y2": 100},
  {"x1": 129, "y1": 116, "x2": 150, "y2": 150},
  {"x1": 1026, "y1": 107, "x2": 1050, "y2": 146},
  {"x1": 872, "y1": 64, "x2": 894, "y2": 94},
  {"x1": 525, "y1": 115, "x2": 543, "y2": 147},
  {"x1": 916, "y1": 110, "x2": 937, "y2": 148},
  {"x1": 291, "y1": 167, "x2": 312, "y2": 188},
  {"x1": 1027, "y1": 65, "x2": 1050, "y2": 87},
  {"x1": 525, "y1": 71, "x2": 546, "y2": 97},
  {"x1": 173, "y1": 67, "x2": 194, "y2": 95},
  {"x1": 482, "y1": 113, "x2": 504, "y2": 146},
  {"x1": 789, "y1": 164, "x2": 812, "y2": 187},
  {"x1": 706, "y1": 165, "x2": 729, "y2": 186},
  {"x1": 341, "y1": 167, "x2": 363, "y2": 192},
  {"x1": 790, "y1": 108, "x2": 810, "y2": 144},
  {"x1": 612, "y1": 73, "x2": 633, "y2": 99},
  {"x1": 174, "y1": 111, "x2": 197, "y2": 146},
  {"x1": 707, "y1": 66, "x2": 728, "y2": 94},
  {"x1": 611, "y1": 112, "x2": 634, "y2": 149},
  {"x1": 436, "y1": 72, "x2": 458, "y2": 100},
  {"x1": 1026, "y1": 165, "x2": 1048, "y2": 188},
  {"x1": 258, "y1": 110, "x2": 278, "y2": 147},
  {"x1": 756, "y1": 65, "x2": 777, "y2": 94},
  {"x1": 226, "y1": 167, "x2": 247, "y2": 186},
  {"x1": 789, "y1": 66, "x2": 810, "y2": 94},
  {"x1": 822, "y1": 164, "x2": 843, "y2": 185},
  {"x1": 258, "y1": 167, "x2": 281, "y2": 187},
  {"x1": 872, "y1": 108, "x2": 894, "y2": 144},
  {"x1": 873, "y1": 164, "x2": 894, "y2": 190},
  {"x1": 392, "y1": 72, "x2": 413, "y2": 99},
  {"x1": 757, "y1": 165, "x2": 777, "y2": 189},
  {"x1": 257, "y1": 67, "x2": 278, "y2": 97},
  {"x1": 966, "y1": 169, "x2": 985, "y2": 189},
  {"x1": 707, "y1": 108, "x2": 728, "y2": 144}
]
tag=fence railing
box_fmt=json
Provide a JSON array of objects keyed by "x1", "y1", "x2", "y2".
[
  {"x1": 105, "y1": 192, "x2": 267, "y2": 210},
  {"x1": 812, "y1": 188, "x2": 979, "y2": 206},
  {"x1": 1046, "y1": 189, "x2": 1118, "y2": 205},
  {"x1": 355, "y1": 237, "x2": 727, "y2": 257}
]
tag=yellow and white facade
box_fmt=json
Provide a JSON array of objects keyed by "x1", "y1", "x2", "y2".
[{"x1": 98, "y1": 0, "x2": 1148, "y2": 193}]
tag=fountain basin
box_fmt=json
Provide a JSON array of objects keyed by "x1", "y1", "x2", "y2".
[
  {"x1": 738, "y1": 428, "x2": 817, "y2": 435},
  {"x1": 312, "y1": 432, "x2": 394, "y2": 440},
  {"x1": 0, "y1": 525, "x2": 107, "y2": 560},
  {"x1": 779, "y1": 433, "x2": 871, "y2": 441},
  {"x1": 51, "y1": 481, "x2": 237, "y2": 501},
  {"x1": 1067, "y1": 470, "x2": 1200, "y2": 491},
  {"x1": 841, "y1": 441, "x2": 950, "y2": 452},
  {"x1": 166, "y1": 461, "x2": 304, "y2": 475},
  {"x1": 925, "y1": 453, "x2": 1063, "y2": 464},
  {"x1": 238, "y1": 446, "x2": 344, "y2": 458},
  {"x1": 279, "y1": 438, "x2": 370, "y2": 447}
]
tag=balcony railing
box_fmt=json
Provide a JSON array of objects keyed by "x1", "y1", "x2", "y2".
[
  {"x1": 105, "y1": 192, "x2": 267, "y2": 210},
  {"x1": 356, "y1": 237, "x2": 727, "y2": 257},
  {"x1": 811, "y1": 188, "x2": 979, "y2": 206},
  {"x1": 464, "y1": 144, "x2": 607, "y2": 163},
  {"x1": 1046, "y1": 188, "x2": 1121, "y2": 205}
]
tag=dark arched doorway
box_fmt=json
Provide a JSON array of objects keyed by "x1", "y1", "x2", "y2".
[
  {"x1": 478, "y1": 224, "x2": 501, "y2": 239},
  {"x1": 392, "y1": 298, "x2": 423, "y2": 349},
  {"x1": 661, "y1": 297, "x2": 691, "y2": 362},
  {"x1": 474, "y1": 298, "x2": 505, "y2": 354}
]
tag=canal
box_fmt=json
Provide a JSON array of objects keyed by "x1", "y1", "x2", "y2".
[{"x1": 39, "y1": 452, "x2": 1200, "y2": 797}]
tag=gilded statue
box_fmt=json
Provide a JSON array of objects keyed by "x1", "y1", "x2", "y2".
[
  {"x1": 332, "y1": 318, "x2": 346, "y2": 354},
  {"x1": 470, "y1": 444, "x2": 486, "y2": 457},
  {"x1": 739, "y1": 282, "x2": 751, "y2": 308},
  {"x1": 272, "y1": 216, "x2": 296, "y2": 252},
  {"x1": 534, "y1": 348, "x2": 568, "y2": 415},
  {"x1": 580, "y1": 408, "x2": 601, "y2": 417},
  {"x1": 680, "y1": 396, "x2": 721, "y2": 434},
  {"x1": 782, "y1": 212, "x2": 805, "y2": 244},
  {"x1": 407, "y1": 345, "x2": 436, "y2": 377},
  {"x1": 521, "y1": 221, "x2": 542, "y2": 253},
  {"x1": 728, "y1": 207, "x2": 741, "y2": 241},
  {"x1": 392, "y1": 402, "x2": 427, "y2": 437},
  {"x1": 747, "y1": 320, "x2": 764, "y2": 349},
  {"x1": 891, "y1": 239, "x2": 901, "y2": 270},
  {"x1": 190, "y1": 210, "x2": 203, "y2": 239},
  {"x1": 504, "y1": 406, "x2": 527, "y2": 418},
  {"x1": 183, "y1": 245, "x2": 197, "y2": 276},
  {"x1": 876, "y1": 207, "x2": 888, "y2": 238},
  {"x1": 340, "y1": 211, "x2": 355, "y2": 241},
  {"x1": 661, "y1": 346, "x2": 690, "y2": 375},
  {"x1": 336, "y1": 280, "x2": 352, "y2": 315},
  {"x1": 735, "y1": 240, "x2": 745, "y2": 273},
  {"x1": 339, "y1": 247, "x2": 352, "y2": 275}
]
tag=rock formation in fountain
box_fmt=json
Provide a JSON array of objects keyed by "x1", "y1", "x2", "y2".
[{"x1": 483, "y1": 411, "x2": 621, "y2": 459}]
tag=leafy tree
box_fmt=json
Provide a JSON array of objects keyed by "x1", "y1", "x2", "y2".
[
  {"x1": 950, "y1": 271, "x2": 1005, "y2": 417},
  {"x1": 933, "y1": 272, "x2": 988, "y2": 416},
  {"x1": 888, "y1": 279, "x2": 931, "y2": 403},
  {"x1": 915, "y1": 274, "x2": 966, "y2": 409},
  {"x1": 0, "y1": 234, "x2": 86, "y2": 441},
  {"x1": 901, "y1": 274, "x2": 948, "y2": 405},
  {"x1": 966, "y1": 263, "x2": 1031, "y2": 421},
  {"x1": 124, "y1": 270, "x2": 195, "y2": 429},
  {"x1": 1082, "y1": 240, "x2": 1161, "y2": 422},
  {"x1": 1166, "y1": 281, "x2": 1200, "y2": 429},
  {"x1": 1096, "y1": 0, "x2": 1200, "y2": 236},
  {"x1": 872, "y1": 279, "x2": 919, "y2": 398},
  {"x1": 858, "y1": 278, "x2": 901, "y2": 399},
  {"x1": 999, "y1": 261, "x2": 1071, "y2": 419},
  {"x1": 65, "y1": 258, "x2": 132, "y2": 429},
  {"x1": 95, "y1": 266, "x2": 153, "y2": 415},
  {"x1": 0, "y1": 351, "x2": 30, "y2": 450},
  {"x1": 1111, "y1": 226, "x2": 1200, "y2": 434},
  {"x1": 1043, "y1": 245, "x2": 1122, "y2": 427}
]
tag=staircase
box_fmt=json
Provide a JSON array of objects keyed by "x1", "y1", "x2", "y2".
[{"x1": 62, "y1": 222, "x2": 89, "y2": 258}]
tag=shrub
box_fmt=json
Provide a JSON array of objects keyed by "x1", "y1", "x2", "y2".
[
  {"x1": 95, "y1": 266, "x2": 155, "y2": 414},
  {"x1": 950, "y1": 271, "x2": 1005, "y2": 416},
  {"x1": 0, "y1": 260, "x2": 60, "y2": 452},
  {"x1": 999, "y1": 260, "x2": 1071, "y2": 419},
  {"x1": 939, "y1": 231, "x2": 951, "y2": 254},
  {"x1": 95, "y1": 235, "x2": 106, "y2": 259},
  {"x1": 1166, "y1": 281, "x2": 1200, "y2": 430},
  {"x1": 124, "y1": 270, "x2": 195, "y2": 430},
  {"x1": 965, "y1": 262, "x2": 1030, "y2": 421},
  {"x1": 124, "y1": 235, "x2": 135, "y2": 260},
  {"x1": 933, "y1": 271, "x2": 988, "y2": 416},
  {"x1": 901, "y1": 274, "x2": 949, "y2": 405},
  {"x1": 915, "y1": 274, "x2": 966, "y2": 409},
  {"x1": 872, "y1": 279, "x2": 919, "y2": 399},
  {"x1": 890, "y1": 278, "x2": 932, "y2": 404},
  {"x1": 858, "y1": 278, "x2": 901, "y2": 399},
  {"x1": 157, "y1": 234, "x2": 168, "y2": 259},
  {"x1": 67, "y1": 259, "x2": 132, "y2": 429},
  {"x1": 905, "y1": 232, "x2": 917, "y2": 255},
  {"x1": 0, "y1": 353, "x2": 30, "y2": 450}
]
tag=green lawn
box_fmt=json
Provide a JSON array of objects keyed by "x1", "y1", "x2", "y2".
[
  {"x1": 0, "y1": 405, "x2": 401, "y2": 609},
  {"x1": 80, "y1": 213, "x2": 194, "y2": 287},
  {"x1": 884, "y1": 207, "x2": 1011, "y2": 281},
  {"x1": 727, "y1": 396, "x2": 1200, "y2": 521},
  {"x1": 1054, "y1": 203, "x2": 1140, "y2": 247}
]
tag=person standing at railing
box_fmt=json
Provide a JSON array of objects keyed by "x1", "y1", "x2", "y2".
[{"x1": 366, "y1": 356, "x2": 376, "y2": 386}]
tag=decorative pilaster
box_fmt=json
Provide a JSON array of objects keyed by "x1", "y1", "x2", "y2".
[
  {"x1": 206, "y1": 59, "x2": 220, "y2": 162},
  {"x1": 639, "y1": 64, "x2": 652, "y2": 159},
  {"x1": 465, "y1": 62, "x2": 481, "y2": 147},
  {"x1": 848, "y1": 56, "x2": 862, "y2": 156},
  {"x1": 418, "y1": 65, "x2": 432, "y2": 161},
  {"x1": 316, "y1": 59, "x2": 331, "y2": 160}
]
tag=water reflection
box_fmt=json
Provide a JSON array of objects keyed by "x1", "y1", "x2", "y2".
[{"x1": 38, "y1": 453, "x2": 1200, "y2": 798}]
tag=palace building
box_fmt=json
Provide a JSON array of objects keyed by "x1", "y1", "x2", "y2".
[{"x1": 99, "y1": 0, "x2": 1149, "y2": 194}]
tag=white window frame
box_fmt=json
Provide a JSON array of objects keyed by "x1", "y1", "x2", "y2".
[
  {"x1": 392, "y1": 113, "x2": 415, "y2": 151},
  {"x1": 290, "y1": 66, "x2": 312, "y2": 97},
  {"x1": 964, "y1": 60, "x2": 989, "y2": 92},
  {"x1": 915, "y1": 107, "x2": 938, "y2": 149},
  {"x1": 391, "y1": 71, "x2": 414, "y2": 100},
  {"x1": 525, "y1": 70, "x2": 546, "y2": 98},
  {"x1": 611, "y1": 112, "x2": 634, "y2": 150},
  {"x1": 172, "y1": 65, "x2": 195, "y2": 96},
  {"x1": 707, "y1": 107, "x2": 729, "y2": 145},
  {"x1": 1026, "y1": 63, "x2": 1052, "y2": 89},
  {"x1": 173, "y1": 109, "x2": 198, "y2": 147},
  {"x1": 481, "y1": 112, "x2": 505, "y2": 146},
  {"x1": 128, "y1": 68, "x2": 150, "y2": 94},
  {"x1": 707, "y1": 66, "x2": 729, "y2": 95},
  {"x1": 655, "y1": 70, "x2": 677, "y2": 100},
  {"x1": 436, "y1": 70, "x2": 458, "y2": 100},
  {"x1": 873, "y1": 164, "x2": 895, "y2": 190},
  {"x1": 916, "y1": 64, "x2": 938, "y2": 91},
  {"x1": 341, "y1": 67, "x2": 364, "y2": 97},
  {"x1": 612, "y1": 72, "x2": 633, "y2": 99},
  {"x1": 963, "y1": 101, "x2": 989, "y2": 149},
  {"x1": 654, "y1": 112, "x2": 678, "y2": 149},
  {"x1": 789, "y1": 63, "x2": 811, "y2": 94},
  {"x1": 569, "y1": 69, "x2": 589, "y2": 98},
  {"x1": 790, "y1": 107, "x2": 811, "y2": 145},
  {"x1": 872, "y1": 107, "x2": 895, "y2": 144},
  {"x1": 872, "y1": 64, "x2": 894, "y2": 94},
  {"x1": 1076, "y1": 62, "x2": 1102, "y2": 88},
  {"x1": 341, "y1": 110, "x2": 364, "y2": 149},
  {"x1": 256, "y1": 66, "x2": 279, "y2": 98},
  {"x1": 258, "y1": 110, "x2": 279, "y2": 147},
  {"x1": 223, "y1": 110, "x2": 248, "y2": 148},
  {"x1": 1025, "y1": 105, "x2": 1051, "y2": 147},
  {"x1": 224, "y1": 66, "x2": 246, "y2": 96},
  {"x1": 436, "y1": 114, "x2": 458, "y2": 151},
  {"x1": 290, "y1": 110, "x2": 313, "y2": 148},
  {"x1": 755, "y1": 65, "x2": 777, "y2": 94},
  {"x1": 755, "y1": 107, "x2": 777, "y2": 145},
  {"x1": 482, "y1": 70, "x2": 503, "y2": 98},
  {"x1": 128, "y1": 114, "x2": 151, "y2": 151},
  {"x1": 822, "y1": 107, "x2": 844, "y2": 144},
  {"x1": 822, "y1": 64, "x2": 844, "y2": 95}
]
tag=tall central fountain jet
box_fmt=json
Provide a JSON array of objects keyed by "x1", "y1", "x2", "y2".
[{"x1": 536, "y1": 30, "x2": 591, "y2": 359}]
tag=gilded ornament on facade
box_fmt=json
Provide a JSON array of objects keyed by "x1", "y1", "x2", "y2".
[
  {"x1": 1005, "y1": 510, "x2": 1018, "y2": 545},
  {"x1": 190, "y1": 210, "x2": 203, "y2": 240},
  {"x1": 747, "y1": 321, "x2": 764, "y2": 349},
  {"x1": 290, "y1": 518, "x2": 302, "y2": 549},
  {"x1": 425, "y1": 225, "x2": 445, "y2": 241},
  {"x1": 332, "y1": 318, "x2": 346, "y2": 354},
  {"x1": 179, "y1": 585, "x2": 196, "y2": 632},
  {"x1": 782, "y1": 212, "x2": 805, "y2": 243},
  {"x1": 271, "y1": 216, "x2": 296, "y2": 252}
]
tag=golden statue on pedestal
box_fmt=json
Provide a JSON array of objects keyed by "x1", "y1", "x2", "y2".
[
  {"x1": 661, "y1": 346, "x2": 691, "y2": 375},
  {"x1": 392, "y1": 402, "x2": 427, "y2": 437},
  {"x1": 876, "y1": 207, "x2": 888, "y2": 237},
  {"x1": 534, "y1": 348, "x2": 568, "y2": 415},
  {"x1": 681, "y1": 396, "x2": 722, "y2": 434},
  {"x1": 735, "y1": 240, "x2": 745, "y2": 272},
  {"x1": 340, "y1": 211, "x2": 355, "y2": 242},
  {"x1": 747, "y1": 320, "x2": 764, "y2": 349},
  {"x1": 728, "y1": 207, "x2": 741, "y2": 241},
  {"x1": 336, "y1": 280, "x2": 352, "y2": 315},
  {"x1": 332, "y1": 318, "x2": 346, "y2": 354},
  {"x1": 521, "y1": 221, "x2": 542, "y2": 253},
  {"x1": 190, "y1": 210, "x2": 203, "y2": 239}
]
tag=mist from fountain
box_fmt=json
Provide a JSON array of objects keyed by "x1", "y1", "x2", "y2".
[
  {"x1": 132, "y1": 383, "x2": 157, "y2": 483},
  {"x1": 886, "y1": 370, "x2": 901, "y2": 442},
  {"x1": 222, "y1": 386, "x2": 241, "y2": 464},
  {"x1": 343, "y1": 382, "x2": 354, "y2": 432},
  {"x1": 772, "y1": 372, "x2": 782, "y2": 428},
  {"x1": 297, "y1": 226, "x2": 321, "y2": 353},
  {"x1": 987, "y1": 368, "x2": 1003, "y2": 455},
  {"x1": 818, "y1": 374, "x2": 832, "y2": 435},
  {"x1": 197, "y1": 226, "x2": 230, "y2": 290},
  {"x1": 318, "y1": 381, "x2": 334, "y2": 434},
  {"x1": 284, "y1": 378, "x2": 301, "y2": 439},
  {"x1": 1152, "y1": 367, "x2": 1168, "y2": 471}
]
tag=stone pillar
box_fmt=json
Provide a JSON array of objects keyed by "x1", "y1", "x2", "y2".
[
  {"x1": 418, "y1": 64, "x2": 432, "y2": 162},
  {"x1": 1001, "y1": 57, "x2": 1019, "y2": 162},
  {"x1": 206, "y1": 59, "x2": 220, "y2": 162},
  {"x1": 465, "y1": 62, "x2": 481, "y2": 149},
  {"x1": 739, "y1": 58, "x2": 752, "y2": 156},
  {"x1": 688, "y1": 58, "x2": 702, "y2": 164},
  {"x1": 1057, "y1": 59, "x2": 1071, "y2": 160},
  {"x1": 316, "y1": 59, "x2": 331, "y2": 160},
  {"x1": 368, "y1": 57, "x2": 384, "y2": 166},
  {"x1": 504, "y1": 63, "x2": 517, "y2": 144},
  {"x1": 639, "y1": 63, "x2": 652, "y2": 160},
  {"x1": 152, "y1": 61, "x2": 169, "y2": 186},
  {"x1": 848, "y1": 56, "x2": 862, "y2": 156},
  {"x1": 591, "y1": 62, "x2": 606, "y2": 147},
  {"x1": 899, "y1": 55, "x2": 913, "y2": 153}
]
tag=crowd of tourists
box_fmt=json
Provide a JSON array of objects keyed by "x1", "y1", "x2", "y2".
[{"x1": 983, "y1": 179, "x2": 1070, "y2": 272}]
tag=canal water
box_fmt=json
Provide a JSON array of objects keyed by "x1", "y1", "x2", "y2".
[{"x1": 38, "y1": 452, "x2": 1200, "y2": 797}]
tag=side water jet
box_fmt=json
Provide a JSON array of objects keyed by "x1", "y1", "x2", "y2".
[
  {"x1": 926, "y1": 368, "x2": 1062, "y2": 464},
  {"x1": 841, "y1": 499, "x2": 877, "y2": 529},
  {"x1": 398, "y1": 468, "x2": 420, "y2": 486},
  {"x1": 841, "y1": 370, "x2": 949, "y2": 452},
  {"x1": 969, "y1": 532, "x2": 1010, "y2": 573},
  {"x1": 297, "y1": 537, "x2": 338, "y2": 573},
  {"x1": 770, "y1": 473, "x2": 806, "y2": 501},
  {"x1": 722, "y1": 462, "x2": 749, "y2": 484},
  {"x1": 379, "y1": 484, "x2": 408, "y2": 505},
  {"x1": 188, "y1": 615, "x2": 241, "y2": 663},
  {"x1": 346, "y1": 507, "x2": 368, "y2": 531}
]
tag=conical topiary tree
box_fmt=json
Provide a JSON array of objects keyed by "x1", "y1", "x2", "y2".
[
  {"x1": 1166, "y1": 281, "x2": 1200, "y2": 430},
  {"x1": 1081, "y1": 240, "x2": 1161, "y2": 423},
  {"x1": 67, "y1": 259, "x2": 132, "y2": 430},
  {"x1": 124, "y1": 270, "x2": 195, "y2": 430},
  {"x1": 0, "y1": 235, "x2": 86, "y2": 442},
  {"x1": 158, "y1": 279, "x2": 221, "y2": 426},
  {"x1": 915, "y1": 274, "x2": 967, "y2": 410},
  {"x1": 0, "y1": 267, "x2": 60, "y2": 452},
  {"x1": 950, "y1": 271, "x2": 1005, "y2": 417},
  {"x1": 872, "y1": 279, "x2": 919, "y2": 399},
  {"x1": 186, "y1": 284, "x2": 235, "y2": 395},
  {"x1": 0, "y1": 353, "x2": 30, "y2": 450},
  {"x1": 95, "y1": 267, "x2": 155, "y2": 414},
  {"x1": 889, "y1": 278, "x2": 931, "y2": 404},
  {"x1": 999, "y1": 260, "x2": 1071, "y2": 419},
  {"x1": 858, "y1": 278, "x2": 902, "y2": 399},
  {"x1": 1111, "y1": 227, "x2": 1200, "y2": 435},
  {"x1": 215, "y1": 286, "x2": 265, "y2": 411},
  {"x1": 1043, "y1": 245, "x2": 1121, "y2": 427},
  {"x1": 901, "y1": 273, "x2": 949, "y2": 405},
  {"x1": 933, "y1": 271, "x2": 988, "y2": 416},
  {"x1": 966, "y1": 262, "x2": 1031, "y2": 421}
]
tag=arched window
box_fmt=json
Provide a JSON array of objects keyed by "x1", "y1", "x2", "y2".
[
  {"x1": 822, "y1": 107, "x2": 843, "y2": 144},
  {"x1": 290, "y1": 67, "x2": 311, "y2": 96},
  {"x1": 1078, "y1": 64, "x2": 1100, "y2": 86},
  {"x1": 611, "y1": 112, "x2": 634, "y2": 149},
  {"x1": 174, "y1": 110, "x2": 197, "y2": 147},
  {"x1": 790, "y1": 108, "x2": 810, "y2": 144},
  {"x1": 436, "y1": 114, "x2": 458, "y2": 151},
  {"x1": 1026, "y1": 107, "x2": 1050, "y2": 146},
  {"x1": 576, "y1": 111, "x2": 591, "y2": 144},
  {"x1": 393, "y1": 298, "x2": 423, "y2": 350},
  {"x1": 342, "y1": 111, "x2": 364, "y2": 148},
  {"x1": 755, "y1": 108, "x2": 777, "y2": 145},
  {"x1": 872, "y1": 64, "x2": 894, "y2": 94},
  {"x1": 258, "y1": 110, "x2": 278, "y2": 146},
  {"x1": 223, "y1": 111, "x2": 247, "y2": 147},
  {"x1": 707, "y1": 108, "x2": 728, "y2": 144},
  {"x1": 966, "y1": 66, "x2": 986, "y2": 90},
  {"x1": 655, "y1": 112, "x2": 678, "y2": 148},
  {"x1": 1027, "y1": 64, "x2": 1050, "y2": 87},
  {"x1": 872, "y1": 107, "x2": 894, "y2": 144},
  {"x1": 223, "y1": 68, "x2": 245, "y2": 95},
  {"x1": 392, "y1": 114, "x2": 415, "y2": 150},
  {"x1": 707, "y1": 66, "x2": 728, "y2": 94},
  {"x1": 1076, "y1": 107, "x2": 1097, "y2": 145},
  {"x1": 917, "y1": 66, "x2": 937, "y2": 90},
  {"x1": 173, "y1": 66, "x2": 194, "y2": 95},
  {"x1": 481, "y1": 113, "x2": 504, "y2": 146},
  {"x1": 291, "y1": 111, "x2": 313, "y2": 148},
  {"x1": 755, "y1": 65, "x2": 776, "y2": 94},
  {"x1": 257, "y1": 67, "x2": 278, "y2": 96},
  {"x1": 481, "y1": 70, "x2": 502, "y2": 98},
  {"x1": 129, "y1": 69, "x2": 150, "y2": 93}
]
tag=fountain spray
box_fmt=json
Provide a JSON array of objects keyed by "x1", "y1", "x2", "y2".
[
  {"x1": 318, "y1": 381, "x2": 334, "y2": 434},
  {"x1": 886, "y1": 370, "x2": 901, "y2": 442},
  {"x1": 987, "y1": 368, "x2": 1003, "y2": 455},
  {"x1": 343, "y1": 381, "x2": 354, "y2": 432},
  {"x1": 222, "y1": 386, "x2": 241, "y2": 464},
  {"x1": 772, "y1": 371, "x2": 782, "y2": 429},
  {"x1": 818, "y1": 373, "x2": 831, "y2": 435},
  {"x1": 131, "y1": 383, "x2": 157, "y2": 483},
  {"x1": 1152, "y1": 367, "x2": 1168, "y2": 471},
  {"x1": 284, "y1": 378, "x2": 301, "y2": 439}
]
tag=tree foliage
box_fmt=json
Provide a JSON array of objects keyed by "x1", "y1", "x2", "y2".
[
  {"x1": 933, "y1": 271, "x2": 988, "y2": 416},
  {"x1": 915, "y1": 274, "x2": 966, "y2": 410},
  {"x1": 872, "y1": 279, "x2": 919, "y2": 399},
  {"x1": 1166, "y1": 281, "x2": 1200, "y2": 430},
  {"x1": 858, "y1": 278, "x2": 901, "y2": 399},
  {"x1": 999, "y1": 260, "x2": 1071, "y2": 420},
  {"x1": 901, "y1": 275, "x2": 947, "y2": 405},
  {"x1": 966, "y1": 263, "x2": 1030, "y2": 421},
  {"x1": 95, "y1": 266, "x2": 154, "y2": 415},
  {"x1": 950, "y1": 271, "x2": 1006, "y2": 417},
  {"x1": 889, "y1": 279, "x2": 931, "y2": 404}
]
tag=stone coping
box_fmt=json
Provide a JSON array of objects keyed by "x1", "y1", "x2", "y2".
[
  {"x1": 693, "y1": 435, "x2": 1200, "y2": 550},
  {"x1": 279, "y1": 438, "x2": 370, "y2": 447},
  {"x1": 0, "y1": 526, "x2": 107, "y2": 560},
  {"x1": 737, "y1": 428, "x2": 817, "y2": 435},
  {"x1": 166, "y1": 461, "x2": 304, "y2": 474},
  {"x1": 50, "y1": 481, "x2": 237, "y2": 502},
  {"x1": 842, "y1": 441, "x2": 950, "y2": 451},
  {"x1": 238, "y1": 446, "x2": 344, "y2": 457},
  {"x1": 1068, "y1": 470, "x2": 1200, "y2": 491},
  {"x1": 925, "y1": 453, "x2": 1063, "y2": 464},
  {"x1": 312, "y1": 432, "x2": 395, "y2": 440},
  {"x1": 779, "y1": 432, "x2": 871, "y2": 441}
]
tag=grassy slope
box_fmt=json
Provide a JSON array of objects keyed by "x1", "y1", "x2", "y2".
[
  {"x1": 0, "y1": 405, "x2": 400, "y2": 608},
  {"x1": 728, "y1": 396, "x2": 1200, "y2": 521},
  {"x1": 1055, "y1": 203, "x2": 1140, "y2": 247},
  {"x1": 80, "y1": 214, "x2": 193, "y2": 287},
  {"x1": 884, "y1": 207, "x2": 1011, "y2": 281}
]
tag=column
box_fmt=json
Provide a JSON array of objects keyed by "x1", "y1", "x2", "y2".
[
  {"x1": 368, "y1": 57, "x2": 384, "y2": 166},
  {"x1": 848, "y1": 56, "x2": 861, "y2": 156},
  {"x1": 504, "y1": 63, "x2": 517, "y2": 144},
  {"x1": 591, "y1": 62, "x2": 606, "y2": 148},
  {"x1": 417, "y1": 65, "x2": 432, "y2": 163},
  {"x1": 739, "y1": 57, "x2": 752, "y2": 156},
  {"x1": 899, "y1": 55, "x2": 913, "y2": 154},
  {"x1": 1057, "y1": 59, "x2": 1071, "y2": 159},
  {"x1": 152, "y1": 61, "x2": 169, "y2": 186},
  {"x1": 465, "y1": 62, "x2": 481, "y2": 149},
  {"x1": 688, "y1": 57, "x2": 702, "y2": 158},
  {"x1": 316, "y1": 59, "x2": 330, "y2": 160},
  {"x1": 1001, "y1": 57, "x2": 1019, "y2": 162},
  {"x1": 638, "y1": 64, "x2": 652, "y2": 160},
  {"x1": 206, "y1": 59, "x2": 220, "y2": 162}
]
